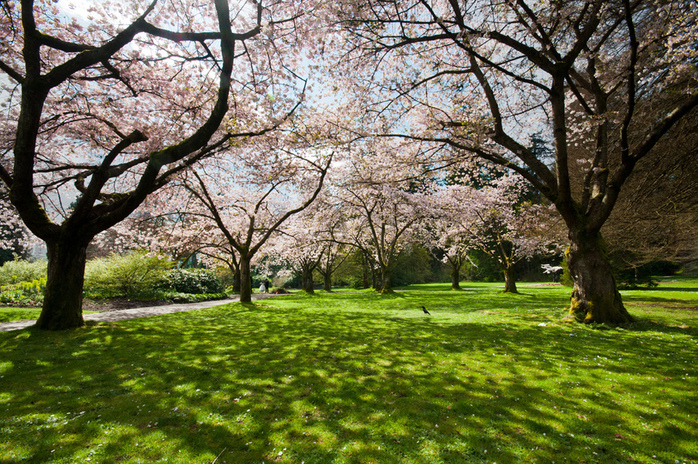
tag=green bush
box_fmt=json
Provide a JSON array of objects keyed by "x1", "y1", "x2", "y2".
[
  {"x1": 0, "y1": 278, "x2": 46, "y2": 306},
  {"x1": 164, "y1": 292, "x2": 228, "y2": 303},
  {"x1": 160, "y1": 268, "x2": 224, "y2": 294},
  {"x1": 84, "y1": 250, "x2": 173, "y2": 299},
  {"x1": 0, "y1": 259, "x2": 47, "y2": 286},
  {"x1": 560, "y1": 252, "x2": 574, "y2": 287}
]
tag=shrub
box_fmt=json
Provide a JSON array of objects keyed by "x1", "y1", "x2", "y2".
[
  {"x1": 0, "y1": 259, "x2": 47, "y2": 286},
  {"x1": 160, "y1": 268, "x2": 225, "y2": 295},
  {"x1": 85, "y1": 250, "x2": 173, "y2": 299},
  {"x1": 0, "y1": 278, "x2": 46, "y2": 306},
  {"x1": 164, "y1": 292, "x2": 228, "y2": 303},
  {"x1": 560, "y1": 252, "x2": 574, "y2": 287}
]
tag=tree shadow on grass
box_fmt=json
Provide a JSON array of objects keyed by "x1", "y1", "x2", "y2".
[{"x1": 0, "y1": 296, "x2": 696, "y2": 463}]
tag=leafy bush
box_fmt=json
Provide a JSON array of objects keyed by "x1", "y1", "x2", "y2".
[
  {"x1": 560, "y1": 252, "x2": 574, "y2": 287},
  {"x1": 160, "y1": 268, "x2": 224, "y2": 294},
  {"x1": 0, "y1": 259, "x2": 47, "y2": 286},
  {"x1": 84, "y1": 250, "x2": 173, "y2": 299},
  {"x1": 0, "y1": 278, "x2": 46, "y2": 306},
  {"x1": 164, "y1": 292, "x2": 228, "y2": 303},
  {"x1": 617, "y1": 280, "x2": 659, "y2": 290}
]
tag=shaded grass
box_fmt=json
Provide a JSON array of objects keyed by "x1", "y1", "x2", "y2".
[{"x1": 0, "y1": 282, "x2": 696, "y2": 463}]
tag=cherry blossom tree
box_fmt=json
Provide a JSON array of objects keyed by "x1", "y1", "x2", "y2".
[
  {"x1": 264, "y1": 199, "x2": 351, "y2": 292},
  {"x1": 265, "y1": 215, "x2": 326, "y2": 293},
  {"x1": 0, "y1": 0, "x2": 319, "y2": 329},
  {"x1": 162, "y1": 141, "x2": 332, "y2": 302},
  {"x1": 334, "y1": 0, "x2": 698, "y2": 323},
  {"x1": 424, "y1": 231, "x2": 470, "y2": 291},
  {"x1": 330, "y1": 142, "x2": 434, "y2": 293},
  {"x1": 437, "y1": 175, "x2": 565, "y2": 293},
  {"x1": 316, "y1": 240, "x2": 350, "y2": 292},
  {"x1": 423, "y1": 196, "x2": 471, "y2": 291},
  {"x1": 600, "y1": 113, "x2": 698, "y2": 281},
  {"x1": 0, "y1": 186, "x2": 37, "y2": 262}
]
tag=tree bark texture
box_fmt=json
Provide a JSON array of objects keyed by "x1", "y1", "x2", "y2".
[
  {"x1": 239, "y1": 256, "x2": 252, "y2": 304},
  {"x1": 36, "y1": 240, "x2": 89, "y2": 330},
  {"x1": 378, "y1": 267, "x2": 393, "y2": 293},
  {"x1": 232, "y1": 267, "x2": 241, "y2": 294},
  {"x1": 322, "y1": 272, "x2": 332, "y2": 292},
  {"x1": 503, "y1": 264, "x2": 518, "y2": 293},
  {"x1": 301, "y1": 268, "x2": 315, "y2": 294},
  {"x1": 566, "y1": 230, "x2": 634, "y2": 323},
  {"x1": 450, "y1": 266, "x2": 462, "y2": 291}
]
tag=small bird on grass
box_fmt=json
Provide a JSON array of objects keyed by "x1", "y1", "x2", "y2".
[{"x1": 421, "y1": 306, "x2": 431, "y2": 315}]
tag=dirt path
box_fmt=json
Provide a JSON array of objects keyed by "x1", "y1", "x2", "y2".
[{"x1": 0, "y1": 294, "x2": 278, "y2": 332}]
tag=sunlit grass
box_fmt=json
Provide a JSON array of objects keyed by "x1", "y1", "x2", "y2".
[
  {"x1": 0, "y1": 307, "x2": 42, "y2": 323},
  {"x1": 0, "y1": 281, "x2": 696, "y2": 463},
  {"x1": 0, "y1": 307, "x2": 100, "y2": 323}
]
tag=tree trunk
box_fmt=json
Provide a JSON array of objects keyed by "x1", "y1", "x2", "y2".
[
  {"x1": 378, "y1": 267, "x2": 393, "y2": 293},
  {"x1": 301, "y1": 267, "x2": 315, "y2": 294},
  {"x1": 36, "y1": 239, "x2": 89, "y2": 330},
  {"x1": 503, "y1": 264, "x2": 518, "y2": 293},
  {"x1": 232, "y1": 267, "x2": 241, "y2": 294},
  {"x1": 322, "y1": 272, "x2": 332, "y2": 292},
  {"x1": 239, "y1": 255, "x2": 252, "y2": 304},
  {"x1": 566, "y1": 230, "x2": 634, "y2": 323},
  {"x1": 450, "y1": 265, "x2": 462, "y2": 291}
]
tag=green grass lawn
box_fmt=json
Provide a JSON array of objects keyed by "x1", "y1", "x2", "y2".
[
  {"x1": 0, "y1": 307, "x2": 42, "y2": 323},
  {"x1": 0, "y1": 307, "x2": 100, "y2": 323},
  {"x1": 1, "y1": 282, "x2": 696, "y2": 463}
]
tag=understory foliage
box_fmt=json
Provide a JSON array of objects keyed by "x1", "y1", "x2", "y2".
[
  {"x1": 159, "y1": 268, "x2": 225, "y2": 295},
  {"x1": 84, "y1": 251, "x2": 173, "y2": 299},
  {"x1": 0, "y1": 259, "x2": 47, "y2": 286},
  {"x1": 0, "y1": 256, "x2": 227, "y2": 303},
  {"x1": 0, "y1": 278, "x2": 46, "y2": 306}
]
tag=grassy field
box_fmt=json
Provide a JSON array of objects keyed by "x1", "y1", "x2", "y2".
[
  {"x1": 0, "y1": 307, "x2": 42, "y2": 323},
  {"x1": 1, "y1": 282, "x2": 696, "y2": 463}
]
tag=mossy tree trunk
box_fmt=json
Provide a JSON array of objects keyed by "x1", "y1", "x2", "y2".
[
  {"x1": 503, "y1": 264, "x2": 518, "y2": 294},
  {"x1": 451, "y1": 267, "x2": 462, "y2": 291},
  {"x1": 377, "y1": 266, "x2": 393, "y2": 293},
  {"x1": 566, "y1": 229, "x2": 634, "y2": 323}
]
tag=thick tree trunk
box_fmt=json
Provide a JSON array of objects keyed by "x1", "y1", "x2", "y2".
[
  {"x1": 566, "y1": 230, "x2": 634, "y2": 323},
  {"x1": 36, "y1": 240, "x2": 89, "y2": 330},
  {"x1": 301, "y1": 268, "x2": 315, "y2": 294},
  {"x1": 503, "y1": 264, "x2": 518, "y2": 293},
  {"x1": 378, "y1": 267, "x2": 393, "y2": 293},
  {"x1": 239, "y1": 256, "x2": 252, "y2": 304},
  {"x1": 232, "y1": 267, "x2": 241, "y2": 294},
  {"x1": 322, "y1": 272, "x2": 332, "y2": 292},
  {"x1": 450, "y1": 266, "x2": 462, "y2": 291}
]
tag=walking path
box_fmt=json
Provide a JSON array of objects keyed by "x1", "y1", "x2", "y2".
[{"x1": 0, "y1": 294, "x2": 276, "y2": 332}]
